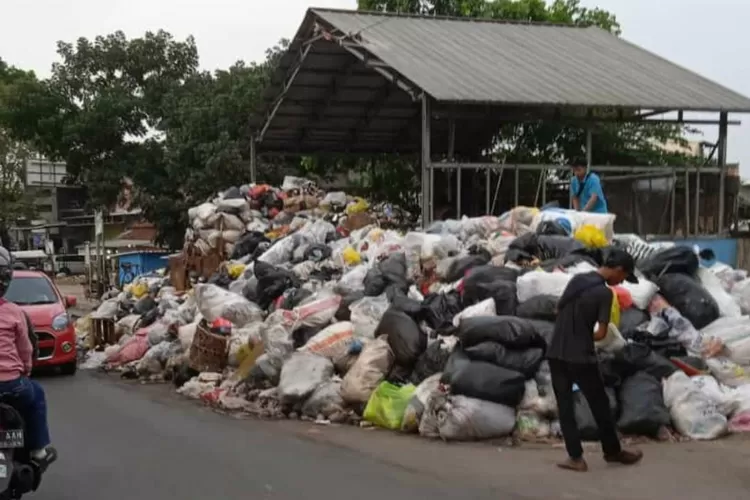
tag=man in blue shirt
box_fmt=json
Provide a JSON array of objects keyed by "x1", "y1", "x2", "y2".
[{"x1": 570, "y1": 163, "x2": 608, "y2": 214}]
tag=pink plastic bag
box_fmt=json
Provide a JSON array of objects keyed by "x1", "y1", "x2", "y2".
[
  {"x1": 729, "y1": 411, "x2": 750, "y2": 433},
  {"x1": 107, "y1": 329, "x2": 150, "y2": 366}
]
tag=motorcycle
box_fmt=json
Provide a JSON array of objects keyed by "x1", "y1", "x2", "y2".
[{"x1": 0, "y1": 403, "x2": 52, "y2": 499}]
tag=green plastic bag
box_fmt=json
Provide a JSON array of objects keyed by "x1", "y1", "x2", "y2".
[{"x1": 363, "y1": 382, "x2": 416, "y2": 430}]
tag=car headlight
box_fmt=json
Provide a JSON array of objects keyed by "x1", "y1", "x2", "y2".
[{"x1": 51, "y1": 313, "x2": 70, "y2": 332}]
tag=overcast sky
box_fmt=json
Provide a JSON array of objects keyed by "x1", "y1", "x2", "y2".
[{"x1": 2, "y1": 0, "x2": 748, "y2": 174}]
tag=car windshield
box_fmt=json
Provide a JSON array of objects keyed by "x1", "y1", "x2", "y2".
[{"x1": 5, "y1": 277, "x2": 59, "y2": 306}]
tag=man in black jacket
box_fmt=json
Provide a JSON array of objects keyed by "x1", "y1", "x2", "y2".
[{"x1": 547, "y1": 249, "x2": 643, "y2": 472}]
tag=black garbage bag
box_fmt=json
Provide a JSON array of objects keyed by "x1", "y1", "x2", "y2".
[
  {"x1": 617, "y1": 372, "x2": 671, "y2": 437},
  {"x1": 364, "y1": 266, "x2": 388, "y2": 296},
  {"x1": 462, "y1": 266, "x2": 518, "y2": 315},
  {"x1": 536, "y1": 235, "x2": 585, "y2": 261},
  {"x1": 657, "y1": 273, "x2": 719, "y2": 329},
  {"x1": 526, "y1": 319, "x2": 555, "y2": 347},
  {"x1": 445, "y1": 247, "x2": 492, "y2": 283},
  {"x1": 380, "y1": 253, "x2": 409, "y2": 292},
  {"x1": 251, "y1": 241, "x2": 271, "y2": 261},
  {"x1": 253, "y1": 261, "x2": 276, "y2": 280},
  {"x1": 336, "y1": 291, "x2": 365, "y2": 321},
  {"x1": 463, "y1": 342, "x2": 544, "y2": 378},
  {"x1": 231, "y1": 232, "x2": 270, "y2": 260},
  {"x1": 304, "y1": 244, "x2": 332, "y2": 263},
  {"x1": 134, "y1": 296, "x2": 157, "y2": 315},
  {"x1": 208, "y1": 267, "x2": 233, "y2": 289},
  {"x1": 422, "y1": 292, "x2": 463, "y2": 333},
  {"x1": 375, "y1": 308, "x2": 426, "y2": 369},
  {"x1": 458, "y1": 316, "x2": 546, "y2": 350},
  {"x1": 410, "y1": 340, "x2": 453, "y2": 384},
  {"x1": 537, "y1": 220, "x2": 569, "y2": 236},
  {"x1": 222, "y1": 186, "x2": 243, "y2": 199},
  {"x1": 628, "y1": 329, "x2": 686, "y2": 358},
  {"x1": 387, "y1": 286, "x2": 423, "y2": 320},
  {"x1": 516, "y1": 295, "x2": 557, "y2": 322},
  {"x1": 509, "y1": 233, "x2": 539, "y2": 257},
  {"x1": 440, "y1": 349, "x2": 472, "y2": 384},
  {"x1": 597, "y1": 351, "x2": 624, "y2": 388},
  {"x1": 278, "y1": 287, "x2": 314, "y2": 310},
  {"x1": 242, "y1": 278, "x2": 259, "y2": 303},
  {"x1": 639, "y1": 246, "x2": 705, "y2": 278},
  {"x1": 257, "y1": 268, "x2": 300, "y2": 310},
  {"x1": 575, "y1": 388, "x2": 618, "y2": 441},
  {"x1": 448, "y1": 361, "x2": 526, "y2": 407},
  {"x1": 139, "y1": 307, "x2": 160, "y2": 328},
  {"x1": 613, "y1": 343, "x2": 677, "y2": 380},
  {"x1": 618, "y1": 308, "x2": 650, "y2": 338}
]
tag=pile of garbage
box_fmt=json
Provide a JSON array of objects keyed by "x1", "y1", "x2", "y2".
[{"x1": 76, "y1": 180, "x2": 750, "y2": 444}]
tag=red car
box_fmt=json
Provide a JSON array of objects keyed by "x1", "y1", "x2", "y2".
[{"x1": 6, "y1": 270, "x2": 78, "y2": 375}]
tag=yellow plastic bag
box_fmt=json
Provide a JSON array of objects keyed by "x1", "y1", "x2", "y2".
[
  {"x1": 610, "y1": 288, "x2": 620, "y2": 328},
  {"x1": 345, "y1": 197, "x2": 370, "y2": 215},
  {"x1": 574, "y1": 224, "x2": 608, "y2": 248},
  {"x1": 363, "y1": 382, "x2": 416, "y2": 430},
  {"x1": 227, "y1": 262, "x2": 246, "y2": 279},
  {"x1": 342, "y1": 246, "x2": 361, "y2": 266},
  {"x1": 131, "y1": 282, "x2": 148, "y2": 299}
]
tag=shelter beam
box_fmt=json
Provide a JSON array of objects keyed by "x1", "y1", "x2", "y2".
[
  {"x1": 718, "y1": 111, "x2": 729, "y2": 232},
  {"x1": 421, "y1": 95, "x2": 432, "y2": 225}
]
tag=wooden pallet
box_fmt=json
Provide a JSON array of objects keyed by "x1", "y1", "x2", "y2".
[{"x1": 91, "y1": 317, "x2": 118, "y2": 348}]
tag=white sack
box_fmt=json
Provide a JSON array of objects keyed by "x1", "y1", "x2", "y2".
[
  {"x1": 340, "y1": 337, "x2": 394, "y2": 404},
  {"x1": 194, "y1": 284, "x2": 263, "y2": 327},
  {"x1": 278, "y1": 353, "x2": 334, "y2": 405},
  {"x1": 516, "y1": 271, "x2": 572, "y2": 303},
  {"x1": 452, "y1": 298, "x2": 496, "y2": 327},
  {"x1": 698, "y1": 268, "x2": 742, "y2": 318},
  {"x1": 663, "y1": 371, "x2": 728, "y2": 440},
  {"x1": 437, "y1": 395, "x2": 516, "y2": 441}
]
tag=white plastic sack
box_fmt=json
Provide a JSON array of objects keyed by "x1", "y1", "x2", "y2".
[
  {"x1": 452, "y1": 298, "x2": 496, "y2": 327},
  {"x1": 178, "y1": 322, "x2": 198, "y2": 350},
  {"x1": 701, "y1": 316, "x2": 750, "y2": 366},
  {"x1": 262, "y1": 312, "x2": 295, "y2": 367},
  {"x1": 298, "y1": 322, "x2": 355, "y2": 369},
  {"x1": 620, "y1": 276, "x2": 659, "y2": 310},
  {"x1": 594, "y1": 323, "x2": 626, "y2": 353},
  {"x1": 691, "y1": 375, "x2": 736, "y2": 416},
  {"x1": 402, "y1": 374, "x2": 442, "y2": 433},
  {"x1": 436, "y1": 395, "x2": 516, "y2": 441},
  {"x1": 662, "y1": 307, "x2": 703, "y2": 353},
  {"x1": 705, "y1": 357, "x2": 750, "y2": 388},
  {"x1": 349, "y1": 294, "x2": 390, "y2": 339},
  {"x1": 340, "y1": 337, "x2": 394, "y2": 404},
  {"x1": 533, "y1": 209, "x2": 616, "y2": 240},
  {"x1": 91, "y1": 299, "x2": 119, "y2": 320},
  {"x1": 663, "y1": 371, "x2": 728, "y2": 440},
  {"x1": 194, "y1": 284, "x2": 263, "y2": 327},
  {"x1": 516, "y1": 271, "x2": 572, "y2": 303},
  {"x1": 516, "y1": 412, "x2": 552, "y2": 440},
  {"x1": 188, "y1": 203, "x2": 216, "y2": 223},
  {"x1": 336, "y1": 265, "x2": 369, "y2": 295},
  {"x1": 731, "y1": 278, "x2": 750, "y2": 315},
  {"x1": 278, "y1": 353, "x2": 334, "y2": 405},
  {"x1": 258, "y1": 237, "x2": 296, "y2": 266},
  {"x1": 698, "y1": 268, "x2": 742, "y2": 318},
  {"x1": 280, "y1": 292, "x2": 341, "y2": 331}
]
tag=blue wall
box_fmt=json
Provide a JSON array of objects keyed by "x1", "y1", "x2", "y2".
[
  {"x1": 117, "y1": 252, "x2": 168, "y2": 286},
  {"x1": 656, "y1": 237, "x2": 738, "y2": 268}
]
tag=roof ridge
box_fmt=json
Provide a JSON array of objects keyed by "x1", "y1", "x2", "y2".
[{"x1": 309, "y1": 7, "x2": 592, "y2": 29}]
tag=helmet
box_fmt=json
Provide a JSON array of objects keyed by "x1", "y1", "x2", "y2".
[{"x1": 0, "y1": 247, "x2": 12, "y2": 298}]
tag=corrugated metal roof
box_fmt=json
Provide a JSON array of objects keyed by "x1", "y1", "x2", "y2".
[{"x1": 312, "y1": 9, "x2": 750, "y2": 112}]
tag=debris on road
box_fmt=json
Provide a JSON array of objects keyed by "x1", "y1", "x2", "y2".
[{"x1": 75, "y1": 177, "x2": 750, "y2": 444}]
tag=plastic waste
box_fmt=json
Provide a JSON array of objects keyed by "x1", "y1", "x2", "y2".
[
  {"x1": 617, "y1": 372, "x2": 671, "y2": 437},
  {"x1": 437, "y1": 395, "x2": 516, "y2": 441},
  {"x1": 657, "y1": 274, "x2": 720, "y2": 330},
  {"x1": 363, "y1": 382, "x2": 416, "y2": 430},
  {"x1": 278, "y1": 353, "x2": 334, "y2": 406},
  {"x1": 447, "y1": 360, "x2": 526, "y2": 407},
  {"x1": 663, "y1": 371, "x2": 728, "y2": 440},
  {"x1": 341, "y1": 337, "x2": 394, "y2": 404}
]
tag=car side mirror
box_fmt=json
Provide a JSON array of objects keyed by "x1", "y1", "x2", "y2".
[{"x1": 65, "y1": 296, "x2": 77, "y2": 308}]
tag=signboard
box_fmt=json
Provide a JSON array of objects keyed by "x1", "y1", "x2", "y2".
[
  {"x1": 44, "y1": 240, "x2": 54, "y2": 256},
  {"x1": 95, "y1": 211, "x2": 104, "y2": 237}
]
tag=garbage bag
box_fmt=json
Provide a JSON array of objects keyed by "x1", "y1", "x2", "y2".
[
  {"x1": 402, "y1": 374, "x2": 442, "y2": 433},
  {"x1": 386, "y1": 286, "x2": 423, "y2": 319},
  {"x1": 462, "y1": 271, "x2": 518, "y2": 315},
  {"x1": 613, "y1": 343, "x2": 677, "y2": 380},
  {"x1": 301, "y1": 381, "x2": 346, "y2": 419},
  {"x1": 444, "y1": 249, "x2": 492, "y2": 283},
  {"x1": 280, "y1": 292, "x2": 342, "y2": 331},
  {"x1": 452, "y1": 299, "x2": 496, "y2": 327},
  {"x1": 516, "y1": 271, "x2": 572, "y2": 303},
  {"x1": 516, "y1": 295, "x2": 557, "y2": 322},
  {"x1": 341, "y1": 337, "x2": 395, "y2": 404},
  {"x1": 457, "y1": 316, "x2": 546, "y2": 350},
  {"x1": 134, "y1": 296, "x2": 157, "y2": 315},
  {"x1": 574, "y1": 388, "x2": 618, "y2": 441},
  {"x1": 336, "y1": 265, "x2": 368, "y2": 296},
  {"x1": 526, "y1": 319, "x2": 555, "y2": 346},
  {"x1": 447, "y1": 361, "x2": 526, "y2": 407},
  {"x1": 639, "y1": 246, "x2": 700, "y2": 278},
  {"x1": 536, "y1": 220, "x2": 569, "y2": 236},
  {"x1": 697, "y1": 268, "x2": 742, "y2": 318},
  {"x1": 194, "y1": 284, "x2": 263, "y2": 326},
  {"x1": 363, "y1": 266, "x2": 388, "y2": 296},
  {"x1": 657, "y1": 273, "x2": 720, "y2": 330},
  {"x1": 663, "y1": 371, "x2": 728, "y2": 440},
  {"x1": 618, "y1": 308, "x2": 649, "y2": 338},
  {"x1": 363, "y1": 382, "x2": 416, "y2": 430},
  {"x1": 303, "y1": 243, "x2": 332, "y2": 263},
  {"x1": 231, "y1": 231, "x2": 269, "y2": 260},
  {"x1": 278, "y1": 353, "x2": 334, "y2": 406},
  {"x1": 616, "y1": 372, "x2": 671, "y2": 437},
  {"x1": 298, "y1": 322, "x2": 355, "y2": 369},
  {"x1": 700, "y1": 316, "x2": 750, "y2": 366},
  {"x1": 463, "y1": 342, "x2": 543, "y2": 379},
  {"x1": 536, "y1": 235, "x2": 585, "y2": 261},
  {"x1": 440, "y1": 349, "x2": 472, "y2": 385},
  {"x1": 627, "y1": 328, "x2": 685, "y2": 358},
  {"x1": 410, "y1": 339, "x2": 454, "y2": 384},
  {"x1": 336, "y1": 291, "x2": 365, "y2": 321},
  {"x1": 422, "y1": 292, "x2": 463, "y2": 333},
  {"x1": 437, "y1": 395, "x2": 516, "y2": 441},
  {"x1": 257, "y1": 267, "x2": 300, "y2": 310},
  {"x1": 350, "y1": 294, "x2": 390, "y2": 338},
  {"x1": 375, "y1": 308, "x2": 426, "y2": 369},
  {"x1": 573, "y1": 224, "x2": 608, "y2": 248}
]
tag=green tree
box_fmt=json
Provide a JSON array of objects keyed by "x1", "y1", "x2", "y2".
[{"x1": 0, "y1": 130, "x2": 34, "y2": 248}]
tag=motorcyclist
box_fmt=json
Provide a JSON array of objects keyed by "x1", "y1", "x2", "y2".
[{"x1": 0, "y1": 247, "x2": 56, "y2": 465}]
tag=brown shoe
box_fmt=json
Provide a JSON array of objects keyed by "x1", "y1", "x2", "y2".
[
  {"x1": 604, "y1": 448, "x2": 643, "y2": 465},
  {"x1": 557, "y1": 458, "x2": 589, "y2": 472}
]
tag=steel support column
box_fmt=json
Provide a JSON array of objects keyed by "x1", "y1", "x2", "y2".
[
  {"x1": 250, "y1": 136, "x2": 257, "y2": 183},
  {"x1": 421, "y1": 95, "x2": 432, "y2": 226},
  {"x1": 718, "y1": 112, "x2": 729, "y2": 232},
  {"x1": 684, "y1": 167, "x2": 690, "y2": 236},
  {"x1": 695, "y1": 165, "x2": 701, "y2": 235},
  {"x1": 448, "y1": 120, "x2": 458, "y2": 217}
]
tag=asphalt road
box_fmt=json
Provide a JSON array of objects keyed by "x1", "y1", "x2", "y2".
[{"x1": 32, "y1": 372, "x2": 500, "y2": 500}]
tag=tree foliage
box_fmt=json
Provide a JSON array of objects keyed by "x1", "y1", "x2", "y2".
[{"x1": 0, "y1": 130, "x2": 34, "y2": 247}]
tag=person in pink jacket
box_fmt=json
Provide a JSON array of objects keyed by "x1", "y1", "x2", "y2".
[{"x1": 0, "y1": 247, "x2": 56, "y2": 464}]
